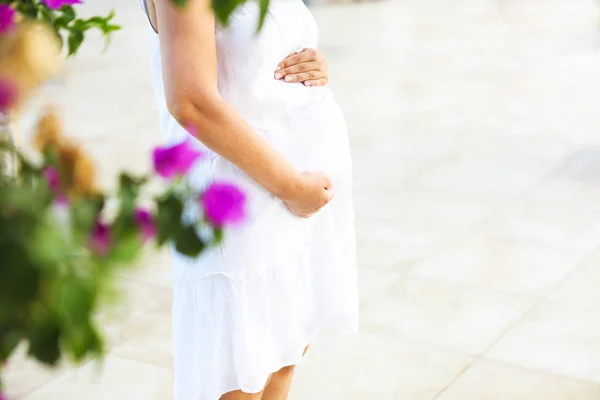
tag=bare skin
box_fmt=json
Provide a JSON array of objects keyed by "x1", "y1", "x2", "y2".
[
  {"x1": 148, "y1": 0, "x2": 322, "y2": 398},
  {"x1": 275, "y1": 48, "x2": 329, "y2": 87},
  {"x1": 220, "y1": 346, "x2": 310, "y2": 400}
]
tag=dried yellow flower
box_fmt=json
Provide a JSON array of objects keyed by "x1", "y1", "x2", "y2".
[
  {"x1": 58, "y1": 140, "x2": 98, "y2": 198},
  {"x1": 71, "y1": 149, "x2": 98, "y2": 197},
  {"x1": 0, "y1": 21, "x2": 63, "y2": 110},
  {"x1": 33, "y1": 108, "x2": 63, "y2": 152}
]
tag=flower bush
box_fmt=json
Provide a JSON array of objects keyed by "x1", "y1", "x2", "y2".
[
  {"x1": 0, "y1": 107, "x2": 245, "y2": 373},
  {"x1": 0, "y1": 109, "x2": 247, "y2": 396},
  {"x1": 0, "y1": 0, "x2": 255, "y2": 397}
]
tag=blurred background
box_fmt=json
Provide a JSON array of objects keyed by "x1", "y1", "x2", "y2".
[{"x1": 5, "y1": 0, "x2": 600, "y2": 398}]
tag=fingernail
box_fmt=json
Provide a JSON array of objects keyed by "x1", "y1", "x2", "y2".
[
  {"x1": 285, "y1": 75, "x2": 294, "y2": 82},
  {"x1": 275, "y1": 65, "x2": 282, "y2": 71},
  {"x1": 275, "y1": 72, "x2": 282, "y2": 79},
  {"x1": 304, "y1": 81, "x2": 312, "y2": 86}
]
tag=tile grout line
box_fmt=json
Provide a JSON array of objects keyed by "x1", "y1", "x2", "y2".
[
  {"x1": 416, "y1": 150, "x2": 593, "y2": 399},
  {"x1": 15, "y1": 359, "x2": 94, "y2": 400},
  {"x1": 479, "y1": 355, "x2": 600, "y2": 388},
  {"x1": 453, "y1": 240, "x2": 600, "y2": 393},
  {"x1": 431, "y1": 358, "x2": 478, "y2": 400}
]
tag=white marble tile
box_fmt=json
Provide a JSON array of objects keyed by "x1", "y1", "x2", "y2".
[
  {"x1": 356, "y1": 217, "x2": 451, "y2": 271},
  {"x1": 291, "y1": 331, "x2": 473, "y2": 400},
  {"x1": 3, "y1": 347, "x2": 65, "y2": 399},
  {"x1": 357, "y1": 268, "x2": 404, "y2": 301},
  {"x1": 486, "y1": 301, "x2": 600, "y2": 384},
  {"x1": 525, "y1": 150, "x2": 600, "y2": 212},
  {"x1": 118, "y1": 248, "x2": 174, "y2": 289},
  {"x1": 412, "y1": 153, "x2": 563, "y2": 203},
  {"x1": 353, "y1": 187, "x2": 497, "y2": 235},
  {"x1": 96, "y1": 280, "x2": 172, "y2": 350},
  {"x1": 412, "y1": 234, "x2": 586, "y2": 297},
  {"x1": 360, "y1": 276, "x2": 533, "y2": 355},
  {"x1": 23, "y1": 356, "x2": 173, "y2": 400},
  {"x1": 547, "y1": 249, "x2": 600, "y2": 307},
  {"x1": 475, "y1": 200, "x2": 600, "y2": 253},
  {"x1": 111, "y1": 321, "x2": 173, "y2": 369},
  {"x1": 437, "y1": 359, "x2": 600, "y2": 400}
]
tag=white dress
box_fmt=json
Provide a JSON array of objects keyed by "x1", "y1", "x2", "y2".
[{"x1": 145, "y1": 1, "x2": 358, "y2": 399}]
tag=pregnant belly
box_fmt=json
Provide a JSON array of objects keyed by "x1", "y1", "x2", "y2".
[
  {"x1": 209, "y1": 87, "x2": 351, "y2": 224},
  {"x1": 225, "y1": 79, "x2": 351, "y2": 173}
]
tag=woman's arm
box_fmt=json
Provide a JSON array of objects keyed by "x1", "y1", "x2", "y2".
[{"x1": 152, "y1": 0, "x2": 334, "y2": 217}]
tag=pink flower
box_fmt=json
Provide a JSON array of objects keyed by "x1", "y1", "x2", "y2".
[
  {"x1": 44, "y1": 166, "x2": 61, "y2": 192},
  {"x1": 134, "y1": 208, "x2": 156, "y2": 242},
  {"x1": 201, "y1": 182, "x2": 246, "y2": 227},
  {"x1": 43, "y1": 166, "x2": 68, "y2": 205},
  {"x1": 89, "y1": 221, "x2": 111, "y2": 256},
  {"x1": 0, "y1": 391, "x2": 7, "y2": 400},
  {"x1": 0, "y1": 78, "x2": 17, "y2": 111},
  {"x1": 152, "y1": 140, "x2": 203, "y2": 179},
  {"x1": 0, "y1": 5, "x2": 15, "y2": 34},
  {"x1": 41, "y1": 0, "x2": 83, "y2": 9}
]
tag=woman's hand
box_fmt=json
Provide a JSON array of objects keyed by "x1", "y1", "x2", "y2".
[
  {"x1": 282, "y1": 171, "x2": 335, "y2": 218},
  {"x1": 274, "y1": 48, "x2": 328, "y2": 87}
]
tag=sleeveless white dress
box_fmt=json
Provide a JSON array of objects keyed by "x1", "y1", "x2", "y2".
[{"x1": 145, "y1": 1, "x2": 358, "y2": 399}]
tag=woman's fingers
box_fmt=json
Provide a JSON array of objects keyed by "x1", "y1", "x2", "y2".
[
  {"x1": 274, "y1": 48, "x2": 328, "y2": 84},
  {"x1": 278, "y1": 70, "x2": 324, "y2": 84},
  {"x1": 274, "y1": 61, "x2": 322, "y2": 81},
  {"x1": 304, "y1": 78, "x2": 328, "y2": 87},
  {"x1": 276, "y1": 48, "x2": 320, "y2": 71}
]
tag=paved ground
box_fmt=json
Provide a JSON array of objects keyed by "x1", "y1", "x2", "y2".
[{"x1": 5, "y1": 0, "x2": 600, "y2": 398}]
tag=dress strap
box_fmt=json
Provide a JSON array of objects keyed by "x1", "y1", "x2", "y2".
[{"x1": 141, "y1": 0, "x2": 159, "y2": 34}]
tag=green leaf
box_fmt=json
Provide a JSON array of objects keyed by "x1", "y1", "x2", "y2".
[
  {"x1": 67, "y1": 29, "x2": 85, "y2": 57},
  {"x1": 213, "y1": 227, "x2": 224, "y2": 245},
  {"x1": 118, "y1": 173, "x2": 146, "y2": 211},
  {"x1": 174, "y1": 225, "x2": 205, "y2": 257},
  {"x1": 155, "y1": 193, "x2": 184, "y2": 246},
  {"x1": 15, "y1": 2, "x2": 38, "y2": 19},
  {"x1": 63, "y1": 320, "x2": 103, "y2": 362},
  {"x1": 257, "y1": 0, "x2": 270, "y2": 32},
  {"x1": 55, "y1": 275, "x2": 95, "y2": 324},
  {"x1": 0, "y1": 242, "x2": 40, "y2": 320},
  {"x1": 54, "y1": 6, "x2": 76, "y2": 28},
  {"x1": 27, "y1": 319, "x2": 61, "y2": 366},
  {"x1": 0, "y1": 329, "x2": 22, "y2": 362},
  {"x1": 212, "y1": 0, "x2": 246, "y2": 26},
  {"x1": 70, "y1": 197, "x2": 101, "y2": 234},
  {"x1": 109, "y1": 232, "x2": 142, "y2": 263}
]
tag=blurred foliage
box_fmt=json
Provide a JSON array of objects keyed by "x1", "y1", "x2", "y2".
[
  {"x1": 0, "y1": 0, "x2": 120, "y2": 56},
  {"x1": 0, "y1": 0, "x2": 260, "y2": 394},
  {"x1": 0, "y1": 116, "x2": 228, "y2": 389},
  {"x1": 171, "y1": 0, "x2": 270, "y2": 30}
]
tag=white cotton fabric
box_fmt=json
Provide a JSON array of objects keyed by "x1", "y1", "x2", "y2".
[{"x1": 145, "y1": 1, "x2": 358, "y2": 398}]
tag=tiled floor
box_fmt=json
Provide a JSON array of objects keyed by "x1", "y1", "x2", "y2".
[{"x1": 5, "y1": 0, "x2": 600, "y2": 398}]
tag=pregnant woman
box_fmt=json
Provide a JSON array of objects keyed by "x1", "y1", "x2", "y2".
[{"x1": 143, "y1": 0, "x2": 357, "y2": 398}]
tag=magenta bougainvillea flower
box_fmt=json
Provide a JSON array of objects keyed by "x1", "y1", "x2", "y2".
[
  {"x1": 201, "y1": 182, "x2": 246, "y2": 227},
  {"x1": 89, "y1": 221, "x2": 112, "y2": 256},
  {"x1": 41, "y1": 0, "x2": 83, "y2": 10},
  {"x1": 152, "y1": 140, "x2": 203, "y2": 179},
  {"x1": 134, "y1": 208, "x2": 156, "y2": 242},
  {"x1": 43, "y1": 166, "x2": 61, "y2": 193},
  {"x1": 43, "y1": 166, "x2": 68, "y2": 205},
  {"x1": 0, "y1": 78, "x2": 17, "y2": 111},
  {"x1": 0, "y1": 5, "x2": 15, "y2": 34}
]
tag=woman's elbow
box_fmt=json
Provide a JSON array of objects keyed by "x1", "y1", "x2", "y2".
[{"x1": 165, "y1": 90, "x2": 222, "y2": 127}]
